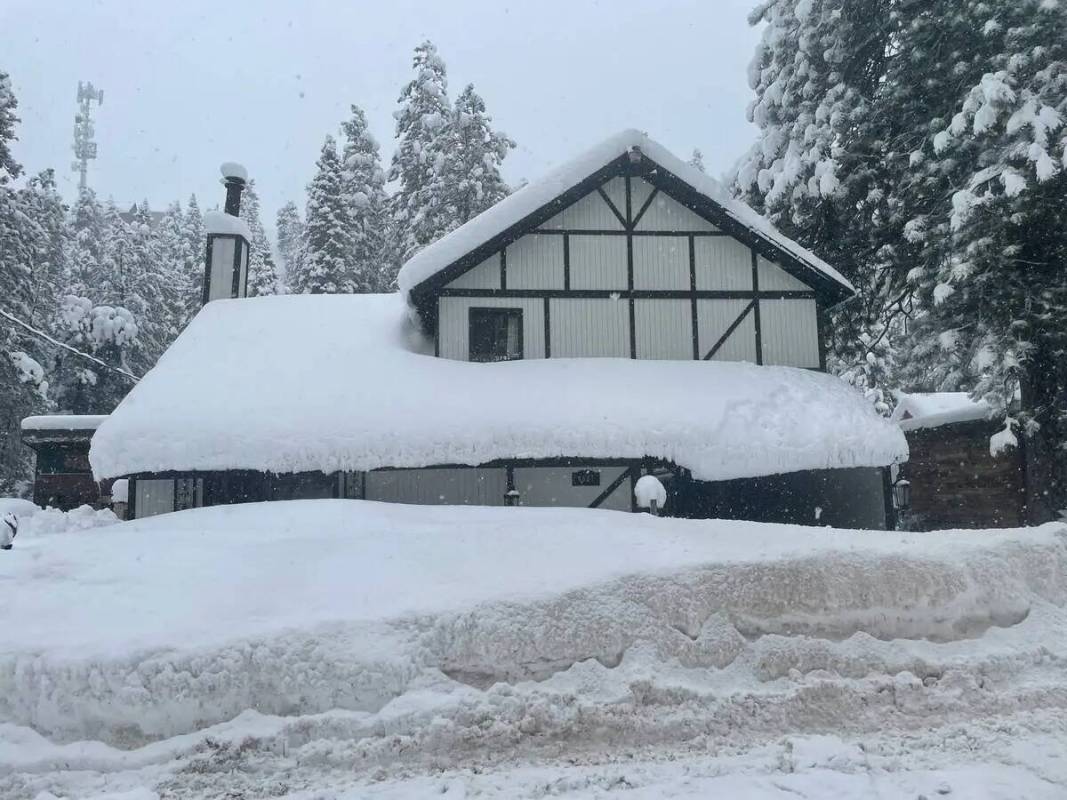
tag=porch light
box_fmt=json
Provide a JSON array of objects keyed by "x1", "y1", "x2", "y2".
[
  {"x1": 892, "y1": 478, "x2": 911, "y2": 511},
  {"x1": 202, "y1": 162, "x2": 251, "y2": 304}
]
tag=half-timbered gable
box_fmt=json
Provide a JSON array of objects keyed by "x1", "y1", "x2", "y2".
[{"x1": 403, "y1": 131, "x2": 851, "y2": 370}]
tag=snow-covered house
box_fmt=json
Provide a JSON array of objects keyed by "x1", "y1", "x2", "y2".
[{"x1": 89, "y1": 131, "x2": 907, "y2": 525}]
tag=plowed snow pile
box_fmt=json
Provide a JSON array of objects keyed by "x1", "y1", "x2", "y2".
[{"x1": 2, "y1": 500, "x2": 1066, "y2": 799}]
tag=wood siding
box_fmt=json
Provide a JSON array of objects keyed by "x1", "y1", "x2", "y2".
[
  {"x1": 365, "y1": 467, "x2": 507, "y2": 505},
  {"x1": 550, "y1": 298, "x2": 630, "y2": 358},
  {"x1": 903, "y1": 421, "x2": 1026, "y2": 530},
  {"x1": 438, "y1": 176, "x2": 820, "y2": 367},
  {"x1": 438, "y1": 297, "x2": 546, "y2": 360},
  {"x1": 514, "y1": 464, "x2": 631, "y2": 511},
  {"x1": 760, "y1": 298, "x2": 820, "y2": 368}
]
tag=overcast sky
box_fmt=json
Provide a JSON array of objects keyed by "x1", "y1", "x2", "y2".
[{"x1": 1, "y1": 0, "x2": 762, "y2": 230}]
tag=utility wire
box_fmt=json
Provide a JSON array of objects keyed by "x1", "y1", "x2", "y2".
[{"x1": 0, "y1": 306, "x2": 140, "y2": 383}]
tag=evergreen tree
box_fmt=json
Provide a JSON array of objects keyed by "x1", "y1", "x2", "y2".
[
  {"x1": 896, "y1": 1, "x2": 1067, "y2": 518},
  {"x1": 442, "y1": 84, "x2": 514, "y2": 226},
  {"x1": 340, "y1": 105, "x2": 390, "y2": 292},
  {"x1": 155, "y1": 200, "x2": 194, "y2": 338},
  {"x1": 65, "y1": 188, "x2": 106, "y2": 298},
  {"x1": 0, "y1": 71, "x2": 20, "y2": 181},
  {"x1": 291, "y1": 136, "x2": 358, "y2": 294},
  {"x1": 735, "y1": 0, "x2": 896, "y2": 409},
  {"x1": 239, "y1": 180, "x2": 280, "y2": 296},
  {"x1": 181, "y1": 195, "x2": 205, "y2": 323},
  {"x1": 50, "y1": 296, "x2": 138, "y2": 414},
  {"x1": 275, "y1": 201, "x2": 303, "y2": 292},
  {"x1": 738, "y1": 0, "x2": 1067, "y2": 517},
  {"x1": 389, "y1": 40, "x2": 454, "y2": 263},
  {"x1": 0, "y1": 75, "x2": 48, "y2": 492}
]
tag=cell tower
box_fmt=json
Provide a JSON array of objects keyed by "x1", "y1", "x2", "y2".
[{"x1": 72, "y1": 81, "x2": 104, "y2": 192}]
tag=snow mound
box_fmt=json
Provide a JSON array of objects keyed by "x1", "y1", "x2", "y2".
[
  {"x1": 88, "y1": 293, "x2": 907, "y2": 480},
  {"x1": 1, "y1": 499, "x2": 1064, "y2": 755},
  {"x1": 0, "y1": 500, "x2": 117, "y2": 539}
]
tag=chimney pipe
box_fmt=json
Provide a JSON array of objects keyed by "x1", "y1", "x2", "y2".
[{"x1": 219, "y1": 162, "x2": 248, "y2": 217}]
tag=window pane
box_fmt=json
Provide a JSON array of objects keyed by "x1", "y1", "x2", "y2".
[{"x1": 469, "y1": 308, "x2": 523, "y2": 362}]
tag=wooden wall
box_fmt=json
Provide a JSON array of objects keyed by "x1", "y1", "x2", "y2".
[
  {"x1": 436, "y1": 176, "x2": 822, "y2": 368},
  {"x1": 902, "y1": 421, "x2": 1026, "y2": 530}
]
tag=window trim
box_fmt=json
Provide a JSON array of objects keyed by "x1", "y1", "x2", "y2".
[{"x1": 468, "y1": 306, "x2": 524, "y2": 362}]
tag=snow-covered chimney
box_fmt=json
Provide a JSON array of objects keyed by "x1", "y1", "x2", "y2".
[
  {"x1": 201, "y1": 162, "x2": 252, "y2": 304},
  {"x1": 220, "y1": 161, "x2": 247, "y2": 216}
]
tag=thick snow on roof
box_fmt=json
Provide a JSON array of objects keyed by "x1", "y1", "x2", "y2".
[
  {"x1": 397, "y1": 129, "x2": 854, "y2": 297},
  {"x1": 892, "y1": 392, "x2": 991, "y2": 431},
  {"x1": 90, "y1": 294, "x2": 905, "y2": 481},
  {"x1": 21, "y1": 414, "x2": 107, "y2": 431},
  {"x1": 203, "y1": 209, "x2": 252, "y2": 239}
]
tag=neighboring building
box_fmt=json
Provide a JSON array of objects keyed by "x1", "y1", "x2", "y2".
[
  {"x1": 891, "y1": 393, "x2": 1026, "y2": 530},
  {"x1": 89, "y1": 131, "x2": 908, "y2": 525},
  {"x1": 21, "y1": 415, "x2": 111, "y2": 510}
]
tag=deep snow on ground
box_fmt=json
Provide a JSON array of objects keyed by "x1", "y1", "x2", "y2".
[{"x1": 2, "y1": 500, "x2": 1067, "y2": 799}]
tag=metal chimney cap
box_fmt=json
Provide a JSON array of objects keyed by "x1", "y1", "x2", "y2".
[{"x1": 219, "y1": 161, "x2": 248, "y2": 182}]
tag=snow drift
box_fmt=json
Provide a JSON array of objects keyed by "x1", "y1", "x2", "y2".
[
  {"x1": 88, "y1": 293, "x2": 907, "y2": 480},
  {"x1": 2, "y1": 500, "x2": 1064, "y2": 751}
]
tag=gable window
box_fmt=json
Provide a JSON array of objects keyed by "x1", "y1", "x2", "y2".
[{"x1": 469, "y1": 308, "x2": 523, "y2": 362}]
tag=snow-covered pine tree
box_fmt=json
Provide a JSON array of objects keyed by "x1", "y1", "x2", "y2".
[
  {"x1": 0, "y1": 71, "x2": 19, "y2": 182},
  {"x1": 180, "y1": 195, "x2": 205, "y2": 324},
  {"x1": 735, "y1": 0, "x2": 898, "y2": 410},
  {"x1": 896, "y1": 0, "x2": 1067, "y2": 519},
  {"x1": 0, "y1": 74, "x2": 49, "y2": 492},
  {"x1": 155, "y1": 200, "x2": 194, "y2": 341},
  {"x1": 50, "y1": 296, "x2": 138, "y2": 415},
  {"x1": 291, "y1": 135, "x2": 358, "y2": 294},
  {"x1": 689, "y1": 149, "x2": 706, "y2": 173},
  {"x1": 389, "y1": 40, "x2": 454, "y2": 264},
  {"x1": 65, "y1": 188, "x2": 106, "y2": 298},
  {"x1": 275, "y1": 201, "x2": 304, "y2": 291},
  {"x1": 441, "y1": 84, "x2": 514, "y2": 226},
  {"x1": 112, "y1": 202, "x2": 165, "y2": 373},
  {"x1": 239, "y1": 180, "x2": 280, "y2": 296},
  {"x1": 18, "y1": 169, "x2": 66, "y2": 330},
  {"x1": 340, "y1": 105, "x2": 390, "y2": 292}
]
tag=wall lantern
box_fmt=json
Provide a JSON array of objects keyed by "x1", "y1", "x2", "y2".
[
  {"x1": 892, "y1": 478, "x2": 911, "y2": 511},
  {"x1": 202, "y1": 162, "x2": 251, "y2": 304}
]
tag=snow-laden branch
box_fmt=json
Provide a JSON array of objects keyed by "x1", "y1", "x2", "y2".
[{"x1": 0, "y1": 305, "x2": 140, "y2": 383}]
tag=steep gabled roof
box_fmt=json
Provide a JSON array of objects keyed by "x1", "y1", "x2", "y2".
[{"x1": 398, "y1": 129, "x2": 855, "y2": 303}]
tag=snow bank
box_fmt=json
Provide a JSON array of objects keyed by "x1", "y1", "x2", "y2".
[
  {"x1": 1, "y1": 499, "x2": 1064, "y2": 751},
  {"x1": 89, "y1": 294, "x2": 906, "y2": 480},
  {"x1": 892, "y1": 391, "x2": 991, "y2": 431},
  {"x1": 398, "y1": 129, "x2": 854, "y2": 297},
  {"x1": 0, "y1": 499, "x2": 119, "y2": 540}
]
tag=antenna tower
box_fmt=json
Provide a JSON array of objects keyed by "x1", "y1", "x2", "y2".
[{"x1": 72, "y1": 81, "x2": 104, "y2": 192}]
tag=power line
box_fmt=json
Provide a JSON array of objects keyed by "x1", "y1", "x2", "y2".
[{"x1": 0, "y1": 306, "x2": 139, "y2": 383}]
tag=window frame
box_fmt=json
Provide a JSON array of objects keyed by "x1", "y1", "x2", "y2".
[{"x1": 468, "y1": 307, "x2": 524, "y2": 363}]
